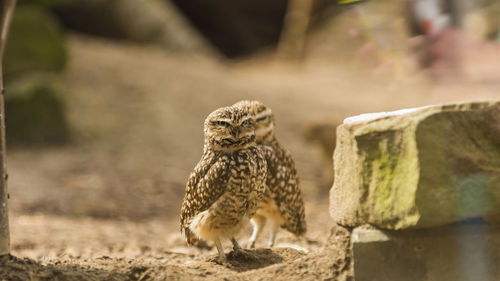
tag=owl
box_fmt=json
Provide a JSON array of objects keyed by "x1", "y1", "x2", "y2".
[
  {"x1": 233, "y1": 100, "x2": 306, "y2": 248},
  {"x1": 180, "y1": 105, "x2": 267, "y2": 262}
]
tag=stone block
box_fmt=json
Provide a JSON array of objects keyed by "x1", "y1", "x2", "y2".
[
  {"x1": 351, "y1": 224, "x2": 500, "y2": 281},
  {"x1": 330, "y1": 101, "x2": 500, "y2": 229}
]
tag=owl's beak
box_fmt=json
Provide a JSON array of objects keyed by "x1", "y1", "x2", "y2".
[{"x1": 231, "y1": 127, "x2": 241, "y2": 138}]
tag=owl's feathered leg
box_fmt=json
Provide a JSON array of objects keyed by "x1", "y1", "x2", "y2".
[
  {"x1": 214, "y1": 237, "x2": 226, "y2": 263},
  {"x1": 268, "y1": 222, "x2": 279, "y2": 247},
  {"x1": 248, "y1": 215, "x2": 266, "y2": 248}
]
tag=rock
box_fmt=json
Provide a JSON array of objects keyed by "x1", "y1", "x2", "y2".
[
  {"x1": 351, "y1": 224, "x2": 500, "y2": 281},
  {"x1": 3, "y1": 6, "x2": 67, "y2": 78},
  {"x1": 330, "y1": 101, "x2": 500, "y2": 230},
  {"x1": 51, "y1": 0, "x2": 217, "y2": 55},
  {"x1": 5, "y1": 75, "x2": 69, "y2": 145}
]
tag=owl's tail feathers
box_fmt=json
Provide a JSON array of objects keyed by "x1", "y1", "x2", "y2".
[
  {"x1": 294, "y1": 218, "x2": 307, "y2": 237},
  {"x1": 280, "y1": 205, "x2": 307, "y2": 238}
]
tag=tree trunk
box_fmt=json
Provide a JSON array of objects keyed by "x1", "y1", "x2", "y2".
[
  {"x1": 0, "y1": 0, "x2": 16, "y2": 256},
  {"x1": 276, "y1": 0, "x2": 314, "y2": 61}
]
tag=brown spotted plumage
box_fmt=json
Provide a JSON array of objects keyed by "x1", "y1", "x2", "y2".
[
  {"x1": 233, "y1": 100, "x2": 306, "y2": 248},
  {"x1": 180, "y1": 105, "x2": 267, "y2": 262}
]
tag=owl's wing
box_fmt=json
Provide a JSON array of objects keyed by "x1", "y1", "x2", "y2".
[
  {"x1": 274, "y1": 148, "x2": 307, "y2": 237},
  {"x1": 180, "y1": 155, "x2": 230, "y2": 245}
]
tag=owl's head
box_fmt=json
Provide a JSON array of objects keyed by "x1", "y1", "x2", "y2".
[
  {"x1": 204, "y1": 106, "x2": 257, "y2": 151},
  {"x1": 233, "y1": 100, "x2": 274, "y2": 144}
]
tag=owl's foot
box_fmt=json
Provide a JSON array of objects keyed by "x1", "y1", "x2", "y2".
[
  {"x1": 213, "y1": 255, "x2": 228, "y2": 265},
  {"x1": 229, "y1": 237, "x2": 257, "y2": 260},
  {"x1": 268, "y1": 238, "x2": 275, "y2": 248},
  {"x1": 267, "y1": 224, "x2": 279, "y2": 248},
  {"x1": 228, "y1": 248, "x2": 259, "y2": 262},
  {"x1": 248, "y1": 215, "x2": 266, "y2": 249},
  {"x1": 248, "y1": 240, "x2": 256, "y2": 249},
  {"x1": 212, "y1": 238, "x2": 228, "y2": 265},
  {"x1": 230, "y1": 248, "x2": 259, "y2": 262}
]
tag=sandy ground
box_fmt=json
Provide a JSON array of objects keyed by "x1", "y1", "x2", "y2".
[
  {"x1": 4, "y1": 214, "x2": 350, "y2": 281},
  {"x1": 2, "y1": 29, "x2": 499, "y2": 280}
]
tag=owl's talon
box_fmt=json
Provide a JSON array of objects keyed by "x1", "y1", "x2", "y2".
[{"x1": 231, "y1": 237, "x2": 243, "y2": 251}]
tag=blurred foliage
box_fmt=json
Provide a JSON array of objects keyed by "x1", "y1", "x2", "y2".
[
  {"x1": 5, "y1": 75, "x2": 69, "y2": 145},
  {"x1": 3, "y1": 6, "x2": 67, "y2": 79},
  {"x1": 3, "y1": 4, "x2": 69, "y2": 145}
]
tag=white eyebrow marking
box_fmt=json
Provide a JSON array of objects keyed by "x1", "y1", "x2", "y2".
[
  {"x1": 216, "y1": 118, "x2": 232, "y2": 123},
  {"x1": 240, "y1": 117, "x2": 252, "y2": 124},
  {"x1": 254, "y1": 109, "x2": 272, "y2": 120}
]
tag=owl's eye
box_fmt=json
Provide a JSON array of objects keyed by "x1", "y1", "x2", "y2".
[
  {"x1": 241, "y1": 119, "x2": 252, "y2": 127},
  {"x1": 256, "y1": 116, "x2": 268, "y2": 122},
  {"x1": 215, "y1": 120, "x2": 230, "y2": 127}
]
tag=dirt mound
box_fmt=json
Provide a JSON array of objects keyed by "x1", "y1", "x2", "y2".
[
  {"x1": 223, "y1": 248, "x2": 301, "y2": 272},
  {"x1": 2, "y1": 230, "x2": 351, "y2": 281}
]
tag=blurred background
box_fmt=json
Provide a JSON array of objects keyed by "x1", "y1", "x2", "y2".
[{"x1": 3, "y1": 0, "x2": 500, "y2": 259}]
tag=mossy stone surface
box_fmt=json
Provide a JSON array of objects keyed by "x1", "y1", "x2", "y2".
[
  {"x1": 330, "y1": 101, "x2": 500, "y2": 229},
  {"x1": 5, "y1": 75, "x2": 69, "y2": 145},
  {"x1": 3, "y1": 6, "x2": 67, "y2": 78}
]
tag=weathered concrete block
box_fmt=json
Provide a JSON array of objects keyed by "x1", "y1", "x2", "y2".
[
  {"x1": 330, "y1": 101, "x2": 500, "y2": 229},
  {"x1": 352, "y1": 224, "x2": 500, "y2": 281}
]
